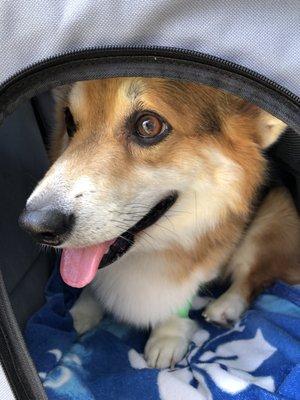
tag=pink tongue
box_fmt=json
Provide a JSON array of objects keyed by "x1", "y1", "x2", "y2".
[{"x1": 60, "y1": 240, "x2": 114, "y2": 288}]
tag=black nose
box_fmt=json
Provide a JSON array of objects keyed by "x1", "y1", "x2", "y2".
[{"x1": 19, "y1": 207, "x2": 75, "y2": 245}]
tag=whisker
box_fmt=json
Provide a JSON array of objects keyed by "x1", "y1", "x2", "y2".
[
  {"x1": 194, "y1": 191, "x2": 199, "y2": 226},
  {"x1": 152, "y1": 221, "x2": 177, "y2": 236},
  {"x1": 110, "y1": 221, "x2": 155, "y2": 249},
  {"x1": 118, "y1": 234, "x2": 135, "y2": 246}
]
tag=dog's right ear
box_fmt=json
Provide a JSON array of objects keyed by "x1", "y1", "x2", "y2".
[
  {"x1": 52, "y1": 84, "x2": 72, "y2": 104},
  {"x1": 256, "y1": 111, "x2": 287, "y2": 149}
]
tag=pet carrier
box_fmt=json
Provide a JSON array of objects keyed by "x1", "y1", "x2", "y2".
[{"x1": 0, "y1": 1, "x2": 299, "y2": 399}]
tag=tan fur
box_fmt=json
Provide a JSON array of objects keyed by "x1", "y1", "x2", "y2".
[
  {"x1": 204, "y1": 186, "x2": 300, "y2": 326},
  {"x1": 230, "y1": 187, "x2": 300, "y2": 300},
  {"x1": 159, "y1": 213, "x2": 245, "y2": 283}
]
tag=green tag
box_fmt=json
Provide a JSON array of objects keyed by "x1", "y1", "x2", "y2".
[{"x1": 176, "y1": 298, "x2": 193, "y2": 318}]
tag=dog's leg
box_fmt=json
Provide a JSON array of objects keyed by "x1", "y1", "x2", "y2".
[
  {"x1": 202, "y1": 238, "x2": 256, "y2": 327},
  {"x1": 203, "y1": 187, "x2": 300, "y2": 327},
  {"x1": 144, "y1": 316, "x2": 197, "y2": 369},
  {"x1": 70, "y1": 286, "x2": 104, "y2": 335},
  {"x1": 202, "y1": 282, "x2": 249, "y2": 327}
]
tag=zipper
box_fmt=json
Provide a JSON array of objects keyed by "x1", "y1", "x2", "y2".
[
  {"x1": 1, "y1": 46, "x2": 299, "y2": 106},
  {"x1": 0, "y1": 44, "x2": 299, "y2": 400}
]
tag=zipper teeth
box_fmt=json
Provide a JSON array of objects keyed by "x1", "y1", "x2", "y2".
[{"x1": 1, "y1": 45, "x2": 300, "y2": 105}]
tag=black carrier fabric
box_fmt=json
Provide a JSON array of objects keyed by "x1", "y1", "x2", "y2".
[
  {"x1": 269, "y1": 129, "x2": 300, "y2": 213},
  {"x1": 0, "y1": 98, "x2": 52, "y2": 329},
  {"x1": 0, "y1": 91, "x2": 56, "y2": 327}
]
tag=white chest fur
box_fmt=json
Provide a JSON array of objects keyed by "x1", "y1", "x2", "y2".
[{"x1": 91, "y1": 250, "x2": 208, "y2": 328}]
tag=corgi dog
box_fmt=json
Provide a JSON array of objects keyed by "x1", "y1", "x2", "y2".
[{"x1": 19, "y1": 78, "x2": 300, "y2": 369}]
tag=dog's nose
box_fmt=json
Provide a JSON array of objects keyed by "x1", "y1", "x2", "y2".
[{"x1": 19, "y1": 207, "x2": 74, "y2": 245}]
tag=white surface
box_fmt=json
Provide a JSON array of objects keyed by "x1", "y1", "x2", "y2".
[
  {"x1": 0, "y1": 362, "x2": 15, "y2": 400},
  {"x1": 0, "y1": 1, "x2": 299, "y2": 96}
]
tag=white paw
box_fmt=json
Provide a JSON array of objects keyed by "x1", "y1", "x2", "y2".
[
  {"x1": 144, "y1": 317, "x2": 197, "y2": 369},
  {"x1": 145, "y1": 334, "x2": 189, "y2": 369},
  {"x1": 70, "y1": 307, "x2": 102, "y2": 335},
  {"x1": 70, "y1": 288, "x2": 103, "y2": 335},
  {"x1": 202, "y1": 292, "x2": 247, "y2": 327}
]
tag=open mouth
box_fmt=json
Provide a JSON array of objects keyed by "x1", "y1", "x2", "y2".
[{"x1": 60, "y1": 192, "x2": 178, "y2": 288}]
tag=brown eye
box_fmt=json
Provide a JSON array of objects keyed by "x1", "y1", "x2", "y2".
[
  {"x1": 137, "y1": 114, "x2": 164, "y2": 138},
  {"x1": 132, "y1": 112, "x2": 171, "y2": 146}
]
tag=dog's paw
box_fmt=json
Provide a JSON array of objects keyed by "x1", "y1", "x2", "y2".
[
  {"x1": 202, "y1": 292, "x2": 247, "y2": 328},
  {"x1": 70, "y1": 288, "x2": 103, "y2": 335},
  {"x1": 145, "y1": 334, "x2": 189, "y2": 369},
  {"x1": 70, "y1": 308, "x2": 102, "y2": 336},
  {"x1": 144, "y1": 317, "x2": 197, "y2": 369}
]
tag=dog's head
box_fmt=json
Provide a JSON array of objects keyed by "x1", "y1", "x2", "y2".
[{"x1": 19, "y1": 78, "x2": 286, "y2": 287}]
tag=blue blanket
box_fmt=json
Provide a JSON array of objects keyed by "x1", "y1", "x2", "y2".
[{"x1": 26, "y1": 266, "x2": 300, "y2": 400}]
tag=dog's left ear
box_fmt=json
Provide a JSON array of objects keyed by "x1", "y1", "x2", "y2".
[
  {"x1": 256, "y1": 111, "x2": 287, "y2": 149},
  {"x1": 52, "y1": 84, "x2": 72, "y2": 105}
]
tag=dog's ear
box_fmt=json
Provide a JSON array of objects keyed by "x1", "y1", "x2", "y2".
[
  {"x1": 52, "y1": 84, "x2": 72, "y2": 103},
  {"x1": 50, "y1": 85, "x2": 73, "y2": 163},
  {"x1": 256, "y1": 111, "x2": 287, "y2": 148}
]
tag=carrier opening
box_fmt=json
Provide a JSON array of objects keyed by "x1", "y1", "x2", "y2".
[{"x1": 0, "y1": 64, "x2": 299, "y2": 400}]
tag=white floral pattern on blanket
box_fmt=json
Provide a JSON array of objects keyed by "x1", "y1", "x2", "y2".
[{"x1": 129, "y1": 322, "x2": 276, "y2": 400}]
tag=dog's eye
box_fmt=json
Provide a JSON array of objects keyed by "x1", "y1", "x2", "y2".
[
  {"x1": 133, "y1": 112, "x2": 171, "y2": 146},
  {"x1": 137, "y1": 114, "x2": 163, "y2": 137},
  {"x1": 64, "y1": 107, "x2": 77, "y2": 138}
]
